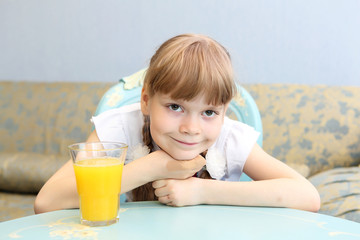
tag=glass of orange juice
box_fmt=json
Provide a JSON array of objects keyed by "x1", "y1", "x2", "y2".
[{"x1": 68, "y1": 142, "x2": 127, "y2": 227}]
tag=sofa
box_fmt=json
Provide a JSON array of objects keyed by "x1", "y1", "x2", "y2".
[{"x1": 1, "y1": 80, "x2": 359, "y2": 223}]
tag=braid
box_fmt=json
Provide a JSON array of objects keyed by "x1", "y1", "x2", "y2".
[
  {"x1": 199, "y1": 151, "x2": 213, "y2": 179},
  {"x1": 142, "y1": 116, "x2": 154, "y2": 152},
  {"x1": 199, "y1": 170, "x2": 212, "y2": 179},
  {"x1": 131, "y1": 115, "x2": 157, "y2": 201}
]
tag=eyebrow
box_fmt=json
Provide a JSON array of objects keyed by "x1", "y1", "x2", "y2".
[{"x1": 159, "y1": 93, "x2": 225, "y2": 109}]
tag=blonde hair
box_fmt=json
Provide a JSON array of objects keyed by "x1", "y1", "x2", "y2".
[
  {"x1": 144, "y1": 34, "x2": 236, "y2": 105},
  {"x1": 132, "y1": 34, "x2": 236, "y2": 201}
]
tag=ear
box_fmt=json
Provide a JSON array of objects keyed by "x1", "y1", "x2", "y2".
[{"x1": 140, "y1": 87, "x2": 150, "y2": 115}]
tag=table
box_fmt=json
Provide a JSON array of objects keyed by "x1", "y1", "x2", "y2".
[{"x1": 1, "y1": 201, "x2": 360, "y2": 240}]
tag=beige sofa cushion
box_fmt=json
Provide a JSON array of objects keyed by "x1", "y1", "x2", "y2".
[
  {"x1": 309, "y1": 167, "x2": 360, "y2": 223},
  {"x1": 0, "y1": 192, "x2": 36, "y2": 222},
  {"x1": 245, "y1": 84, "x2": 360, "y2": 176},
  {"x1": 0, "y1": 81, "x2": 111, "y2": 157},
  {"x1": 0, "y1": 153, "x2": 68, "y2": 193}
]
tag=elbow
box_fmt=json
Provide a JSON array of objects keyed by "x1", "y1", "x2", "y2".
[
  {"x1": 304, "y1": 187, "x2": 321, "y2": 213},
  {"x1": 34, "y1": 198, "x2": 45, "y2": 214},
  {"x1": 34, "y1": 188, "x2": 59, "y2": 214},
  {"x1": 34, "y1": 186, "x2": 79, "y2": 214},
  {"x1": 309, "y1": 191, "x2": 321, "y2": 213},
  {"x1": 290, "y1": 182, "x2": 321, "y2": 212},
  {"x1": 34, "y1": 192, "x2": 51, "y2": 214}
]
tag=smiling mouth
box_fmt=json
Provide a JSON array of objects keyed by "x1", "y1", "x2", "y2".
[{"x1": 173, "y1": 138, "x2": 199, "y2": 146}]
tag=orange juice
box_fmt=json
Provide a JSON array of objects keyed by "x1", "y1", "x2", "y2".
[{"x1": 73, "y1": 157, "x2": 123, "y2": 222}]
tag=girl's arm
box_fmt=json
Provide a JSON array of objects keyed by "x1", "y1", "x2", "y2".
[
  {"x1": 34, "y1": 130, "x2": 205, "y2": 214},
  {"x1": 153, "y1": 144, "x2": 321, "y2": 212}
]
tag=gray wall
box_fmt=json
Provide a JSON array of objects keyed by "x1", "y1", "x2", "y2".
[{"x1": 1, "y1": 0, "x2": 359, "y2": 85}]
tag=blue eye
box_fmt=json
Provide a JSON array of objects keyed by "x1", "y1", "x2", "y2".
[{"x1": 169, "y1": 104, "x2": 182, "y2": 112}]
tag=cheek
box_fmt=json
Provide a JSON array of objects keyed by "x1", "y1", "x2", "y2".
[
  {"x1": 205, "y1": 119, "x2": 223, "y2": 139},
  {"x1": 149, "y1": 113, "x2": 173, "y2": 135}
]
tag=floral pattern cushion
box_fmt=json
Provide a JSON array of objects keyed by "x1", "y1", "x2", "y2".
[
  {"x1": 244, "y1": 84, "x2": 360, "y2": 176},
  {"x1": 309, "y1": 167, "x2": 360, "y2": 222},
  {"x1": 0, "y1": 81, "x2": 112, "y2": 156}
]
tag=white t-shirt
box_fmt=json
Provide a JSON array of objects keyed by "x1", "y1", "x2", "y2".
[{"x1": 92, "y1": 103, "x2": 260, "y2": 181}]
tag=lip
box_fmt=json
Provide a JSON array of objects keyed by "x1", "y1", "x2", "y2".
[{"x1": 172, "y1": 138, "x2": 199, "y2": 146}]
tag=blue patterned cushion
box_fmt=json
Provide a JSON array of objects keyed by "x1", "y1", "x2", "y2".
[
  {"x1": 244, "y1": 84, "x2": 360, "y2": 176},
  {"x1": 309, "y1": 167, "x2": 360, "y2": 222},
  {"x1": 0, "y1": 81, "x2": 110, "y2": 157}
]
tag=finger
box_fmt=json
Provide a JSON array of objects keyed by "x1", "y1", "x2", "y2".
[
  {"x1": 152, "y1": 180, "x2": 167, "y2": 189},
  {"x1": 166, "y1": 200, "x2": 182, "y2": 207},
  {"x1": 180, "y1": 155, "x2": 206, "y2": 171},
  {"x1": 158, "y1": 195, "x2": 172, "y2": 204},
  {"x1": 154, "y1": 186, "x2": 170, "y2": 197}
]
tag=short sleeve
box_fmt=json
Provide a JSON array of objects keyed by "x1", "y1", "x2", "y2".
[
  {"x1": 221, "y1": 117, "x2": 260, "y2": 181},
  {"x1": 91, "y1": 103, "x2": 144, "y2": 149}
]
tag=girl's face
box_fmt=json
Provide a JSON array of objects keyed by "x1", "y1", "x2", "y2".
[{"x1": 141, "y1": 90, "x2": 228, "y2": 160}]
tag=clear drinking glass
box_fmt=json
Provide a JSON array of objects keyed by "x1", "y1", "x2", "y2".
[{"x1": 68, "y1": 142, "x2": 127, "y2": 227}]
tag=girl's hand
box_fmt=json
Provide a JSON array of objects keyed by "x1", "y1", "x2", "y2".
[
  {"x1": 121, "y1": 150, "x2": 205, "y2": 194},
  {"x1": 149, "y1": 150, "x2": 206, "y2": 180},
  {"x1": 152, "y1": 178, "x2": 204, "y2": 207}
]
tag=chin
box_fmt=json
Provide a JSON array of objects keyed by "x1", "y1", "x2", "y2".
[{"x1": 168, "y1": 152, "x2": 200, "y2": 161}]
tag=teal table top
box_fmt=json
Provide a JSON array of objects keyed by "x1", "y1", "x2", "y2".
[{"x1": 1, "y1": 201, "x2": 360, "y2": 240}]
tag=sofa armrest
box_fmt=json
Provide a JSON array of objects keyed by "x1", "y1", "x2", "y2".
[{"x1": 0, "y1": 153, "x2": 68, "y2": 193}]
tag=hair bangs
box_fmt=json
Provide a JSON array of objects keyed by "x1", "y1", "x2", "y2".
[{"x1": 166, "y1": 66, "x2": 234, "y2": 106}]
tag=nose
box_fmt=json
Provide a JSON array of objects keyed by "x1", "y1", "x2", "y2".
[{"x1": 179, "y1": 115, "x2": 201, "y2": 135}]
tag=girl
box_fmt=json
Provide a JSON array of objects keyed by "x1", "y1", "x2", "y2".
[{"x1": 34, "y1": 34, "x2": 320, "y2": 213}]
